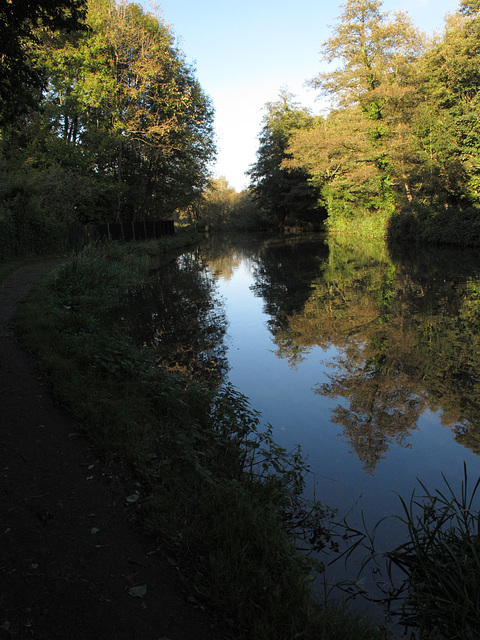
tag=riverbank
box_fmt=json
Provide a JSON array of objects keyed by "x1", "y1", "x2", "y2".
[
  {"x1": 6, "y1": 236, "x2": 389, "y2": 639},
  {"x1": 0, "y1": 253, "x2": 224, "y2": 639}
]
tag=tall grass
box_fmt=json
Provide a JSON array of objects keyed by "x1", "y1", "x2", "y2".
[{"x1": 386, "y1": 465, "x2": 480, "y2": 639}]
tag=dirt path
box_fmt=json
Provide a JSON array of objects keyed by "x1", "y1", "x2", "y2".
[{"x1": 0, "y1": 261, "x2": 225, "y2": 640}]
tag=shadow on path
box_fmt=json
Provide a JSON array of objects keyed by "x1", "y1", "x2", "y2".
[{"x1": 0, "y1": 261, "x2": 224, "y2": 640}]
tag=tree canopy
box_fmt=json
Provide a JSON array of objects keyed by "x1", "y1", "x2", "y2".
[
  {"x1": 248, "y1": 90, "x2": 326, "y2": 229},
  {"x1": 0, "y1": 0, "x2": 88, "y2": 123},
  {"x1": 250, "y1": 0, "x2": 480, "y2": 243},
  {"x1": 0, "y1": 0, "x2": 216, "y2": 259}
]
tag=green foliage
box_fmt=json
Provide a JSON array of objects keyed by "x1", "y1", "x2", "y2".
[
  {"x1": 0, "y1": 158, "x2": 86, "y2": 260},
  {"x1": 309, "y1": 0, "x2": 424, "y2": 109},
  {"x1": 0, "y1": 0, "x2": 88, "y2": 124},
  {"x1": 388, "y1": 206, "x2": 480, "y2": 247},
  {"x1": 0, "y1": 0, "x2": 216, "y2": 257},
  {"x1": 284, "y1": 0, "x2": 425, "y2": 234},
  {"x1": 247, "y1": 232, "x2": 480, "y2": 473},
  {"x1": 415, "y1": 10, "x2": 480, "y2": 209},
  {"x1": 248, "y1": 89, "x2": 326, "y2": 230},
  {"x1": 386, "y1": 466, "x2": 480, "y2": 638},
  {"x1": 188, "y1": 177, "x2": 270, "y2": 231},
  {"x1": 33, "y1": 0, "x2": 216, "y2": 222},
  {"x1": 230, "y1": 188, "x2": 273, "y2": 231},
  {"x1": 279, "y1": 0, "x2": 480, "y2": 244},
  {"x1": 192, "y1": 176, "x2": 238, "y2": 229}
]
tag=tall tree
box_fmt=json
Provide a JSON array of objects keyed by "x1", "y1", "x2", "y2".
[
  {"x1": 309, "y1": 0, "x2": 424, "y2": 112},
  {"x1": 248, "y1": 89, "x2": 325, "y2": 229},
  {"x1": 34, "y1": 0, "x2": 216, "y2": 221},
  {"x1": 286, "y1": 0, "x2": 425, "y2": 230},
  {"x1": 0, "y1": 0, "x2": 88, "y2": 123}
]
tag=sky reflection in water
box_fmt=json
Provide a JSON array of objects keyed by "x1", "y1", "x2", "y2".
[
  {"x1": 202, "y1": 235, "x2": 480, "y2": 561},
  {"x1": 131, "y1": 233, "x2": 480, "y2": 621}
]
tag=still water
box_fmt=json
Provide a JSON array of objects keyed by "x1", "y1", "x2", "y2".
[
  {"x1": 133, "y1": 232, "x2": 480, "y2": 614},
  {"x1": 204, "y1": 233, "x2": 480, "y2": 509}
]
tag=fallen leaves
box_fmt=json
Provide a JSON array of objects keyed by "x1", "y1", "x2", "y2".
[{"x1": 128, "y1": 584, "x2": 147, "y2": 598}]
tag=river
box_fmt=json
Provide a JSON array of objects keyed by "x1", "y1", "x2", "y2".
[{"x1": 130, "y1": 232, "x2": 480, "y2": 625}]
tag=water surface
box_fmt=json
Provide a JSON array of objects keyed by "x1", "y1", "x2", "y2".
[
  {"x1": 127, "y1": 232, "x2": 480, "y2": 617},
  {"x1": 200, "y1": 234, "x2": 480, "y2": 599}
]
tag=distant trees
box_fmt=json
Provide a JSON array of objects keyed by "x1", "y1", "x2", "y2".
[
  {"x1": 195, "y1": 177, "x2": 238, "y2": 228},
  {"x1": 182, "y1": 176, "x2": 266, "y2": 231}
]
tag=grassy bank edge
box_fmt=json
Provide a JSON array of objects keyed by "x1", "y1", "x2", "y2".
[{"x1": 12, "y1": 236, "x2": 389, "y2": 640}]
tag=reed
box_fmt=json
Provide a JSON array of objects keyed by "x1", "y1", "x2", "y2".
[{"x1": 386, "y1": 464, "x2": 480, "y2": 639}]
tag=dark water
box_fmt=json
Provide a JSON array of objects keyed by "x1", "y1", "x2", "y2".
[{"x1": 125, "y1": 233, "x2": 480, "y2": 624}]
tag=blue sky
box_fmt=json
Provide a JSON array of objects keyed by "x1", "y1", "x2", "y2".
[{"x1": 147, "y1": 0, "x2": 460, "y2": 191}]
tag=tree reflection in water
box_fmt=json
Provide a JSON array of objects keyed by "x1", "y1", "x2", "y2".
[
  {"x1": 121, "y1": 252, "x2": 229, "y2": 385},
  {"x1": 119, "y1": 233, "x2": 480, "y2": 474},
  {"x1": 316, "y1": 344, "x2": 426, "y2": 474},
  {"x1": 248, "y1": 235, "x2": 480, "y2": 472},
  {"x1": 251, "y1": 235, "x2": 329, "y2": 367}
]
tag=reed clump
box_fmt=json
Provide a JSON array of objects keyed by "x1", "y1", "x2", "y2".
[{"x1": 386, "y1": 465, "x2": 480, "y2": 639}]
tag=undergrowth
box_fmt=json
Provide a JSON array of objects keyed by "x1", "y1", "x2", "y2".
[
  {"x1": 385, "y1": 466, "x2": 480, "y2": 639},
  {"x1": 13, "y1": 239, "x2": 388, "y2": 640},
  {"x1": 387, "y1": 205, "x2": 480, "y2": 247}
]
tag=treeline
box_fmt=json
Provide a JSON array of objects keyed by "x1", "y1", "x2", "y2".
[
  {"x1": 248, "y1": 0, "x2": 480, "y2": 245},
  {"x1": 184, "y1": 176, "x2": 272, "y2": 232},
  {"x1": 0, "y1": 0, "x2": 215, "y2": 261}
]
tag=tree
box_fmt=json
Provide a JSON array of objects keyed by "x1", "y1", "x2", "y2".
[
  {"x1": 309, "y1": 0, "x2": 424, "y2": 111},
  {"x1": 33, "y1": 0, "x2": 216, "y2": 221},
  {"x1": 460, "y1": 0, "x2": 480, "y2": 16},
  {"x1": 0, "y1": 0, "x2": 88, "y2": 123},
  {"x1": 285, "y1": 107, "x2": 387, "y2": 217},
  {"x1": 415, "y1": 8, "x2": 480, "y2": 205},
  {"x1": 248, "y1": 89, "x2": 325, "y2": 229},
  {"x1": 285, "y1": 0, "x2": 425, "y2": 231},
  {"x1": 195, "y1": 177, "x2": 237, "y2": 229},
  {"x1": 0, "y1": 0, "x2": 216, "y2": 261}
]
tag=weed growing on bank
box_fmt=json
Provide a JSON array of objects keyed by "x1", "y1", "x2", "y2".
[
  {"x1": 13, "y1": 239, "x2": 388, "y2": 640},
  {"x1": 385, "y1": 466, "x2": 480, "y2": 639}
]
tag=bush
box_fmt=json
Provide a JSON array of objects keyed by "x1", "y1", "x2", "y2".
[{"x1": 388, "y1": 205, "x2": 480, "y2": 248}]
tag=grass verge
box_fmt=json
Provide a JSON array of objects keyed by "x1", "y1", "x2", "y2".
[{"x1": 13, "y1": 238, "x2": 388, "y2": 640}]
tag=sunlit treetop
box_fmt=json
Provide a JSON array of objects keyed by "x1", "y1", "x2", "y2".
[{"x1": 0, "y1": 0, "x2": 88, "y2": 122}]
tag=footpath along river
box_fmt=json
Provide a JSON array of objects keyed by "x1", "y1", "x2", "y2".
[{"x1": 0, "y1": 259, "x2": 225, "y2": 640}]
